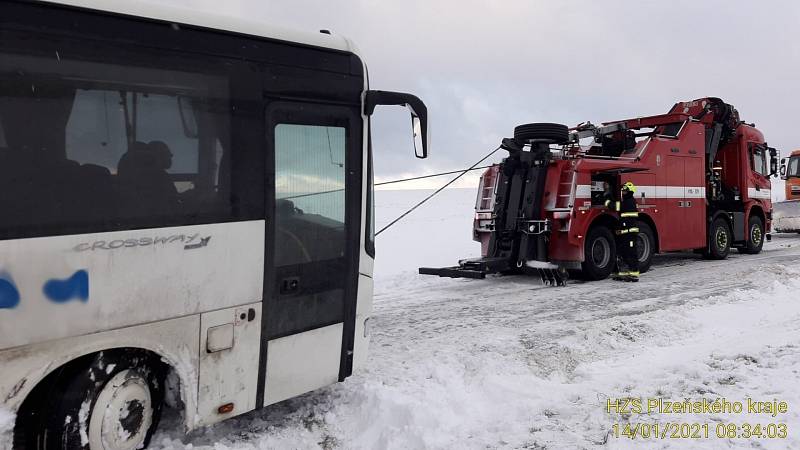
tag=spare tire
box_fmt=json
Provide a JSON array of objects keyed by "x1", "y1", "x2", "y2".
[{"x1": 514, "y1": 123, "x2": 569, "y2": 144}]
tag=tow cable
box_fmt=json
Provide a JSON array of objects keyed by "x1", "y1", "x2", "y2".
[{"x1": 375, "y1": 146, "x2": 501, "y2": 236}]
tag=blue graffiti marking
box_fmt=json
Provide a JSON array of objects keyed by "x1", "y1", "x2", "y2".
[
  {"x1": 44, "y1": 270, "x2": 89, "y2": 304},
  {"x1": 0, "y1": 275, "x2": 20, "y2": 309}
]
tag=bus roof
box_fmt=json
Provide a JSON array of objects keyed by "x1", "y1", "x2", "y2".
[{"x1": 39, "y1": 0, "x2": 356, "y2": 54}]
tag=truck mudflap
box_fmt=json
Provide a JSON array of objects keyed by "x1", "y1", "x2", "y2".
[{"x1": 773, "y1": 200, "x2": 800, "y2": 232}]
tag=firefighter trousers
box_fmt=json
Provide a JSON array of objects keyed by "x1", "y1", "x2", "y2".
[{"x1": 618, "y1": 233, "x2": 639, "y2": 275}]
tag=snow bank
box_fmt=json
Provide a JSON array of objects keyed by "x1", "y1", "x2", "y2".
[{"x1": 0, "y1": 407, "x2": 15, "y2": 450}]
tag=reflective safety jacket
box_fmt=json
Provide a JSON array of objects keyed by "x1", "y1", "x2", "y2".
[{"x1": 605, "y1": 193, "x2": 639, "y2": 234}]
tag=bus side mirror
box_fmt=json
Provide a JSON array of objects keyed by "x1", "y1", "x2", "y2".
[
  {"x1": 365, "y1": 90, "x2": 430, "y2": 159},
  {"x1": 780, "y1": 157, "x2": 787, "y2": 179}
]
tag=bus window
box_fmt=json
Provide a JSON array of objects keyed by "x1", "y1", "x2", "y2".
[
  {"x1": 0, "y1": 43, "x2": 236, "y2": 238},
  {"x1": 270, "y1": 121, "x2": 349, "y2": 339},
  {"x1": 65, "y1": 90, "x2": 128, "y2": 170},
  {"x1": 275, "y1": 124, "x2": 346, "y2": 227},
  {"x1": 131, "y1": 93, "x2": 200, "y2": 175},
  {"x1": 66, "y1": 91, "x2": 203, "y2": 178},
  {"x1": 274, "y1": 123, "x2": 347, "y2": 270}
]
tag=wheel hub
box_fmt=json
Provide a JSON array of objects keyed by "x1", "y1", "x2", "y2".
[
  {"x1": 752, "y1": 225, "x2": 762, "y2": 245},
  {"x1": 716, "y1": 228, "x2": 728, "y2": 249},
  {"x1": 636, "y1": 233, "x2": 650, "y2": 263},
  {"x1": 591, "y1": 238, "x2": 611, "y2": 268},
  {"x1": 88, "y1": 369, "x2": 153, "y2": 450}
]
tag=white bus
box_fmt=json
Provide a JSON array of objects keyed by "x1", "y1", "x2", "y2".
[{"x1": 0, "y1": 1, "x2": 429, "y2": 448}]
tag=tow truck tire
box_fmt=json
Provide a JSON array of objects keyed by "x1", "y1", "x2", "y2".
[
  {"x1": 636, "y1": 222, "x2": 655, "y2": 273},
  {"x1": 32, "y1": 353, "x2": 165, "y2": 450},
  {"x1": 514, "y1": 123, "x2": 569, "y2": 144},
  {"x1": 705, "y1": 218, "x2": 732, "y2": 260},
  {"x1": 582, "y1": 226, "x2": 616, "y2": 280},
  {"x1": 738, "y1": 216, "x2": 764, "y2": 254}
]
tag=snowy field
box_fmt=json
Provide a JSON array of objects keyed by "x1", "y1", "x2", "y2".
[{"x1": 139, "y1": 188, "x2": 799, "y2": 449}]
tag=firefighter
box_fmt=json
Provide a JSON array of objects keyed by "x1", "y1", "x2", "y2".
[{"x1": 605, "y1": 181, "x2": 640, "y2": 282}]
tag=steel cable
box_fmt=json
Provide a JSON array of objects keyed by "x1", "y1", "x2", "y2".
[{"x1": 375, "y1": 146, "x2": 501, "y2": 236}]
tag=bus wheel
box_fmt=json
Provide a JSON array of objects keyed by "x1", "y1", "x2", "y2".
[
  {"x1": 41, "y1": 354, "x2": 164, "y2": 450},
  {"x1": 705, "y1": 218, "x2": 731, "y2": 260},
  {"x1": 738, "y1": 216, "x2": 764, "y2": 254},
  {"x1": 636, "y1": 222, "x2": 655, "y2": 273},
  {"x1": 581, "y1": 226, "x2": 616, "y2": 280}
]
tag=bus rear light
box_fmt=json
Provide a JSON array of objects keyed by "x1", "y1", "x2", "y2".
[{"x1": 218, "y1": 403, "x2": 235, "y2": 414}]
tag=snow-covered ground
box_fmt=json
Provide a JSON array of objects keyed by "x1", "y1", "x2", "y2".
[
  {"x1": 0, "y1": 407, "x2": 14, "y2": 450},
  {"x1": 151, "y1": 188, "x2": 800, "y2": 449}
]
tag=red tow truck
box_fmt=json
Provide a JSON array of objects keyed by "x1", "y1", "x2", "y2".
[{"x1": 420, "y1": 98, "x2": 779, "y2": 284}]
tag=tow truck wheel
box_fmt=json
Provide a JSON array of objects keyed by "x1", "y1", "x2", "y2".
[
  {"x1": 705, "y1": 218, "x2": 732, "y2": 260},
  {"x1": 581, "y1": 226, "x2": 616, "y2": 280},
  {"x1": 738, "y1": 216, "x2": 765, "y2": 254},
  {"x1": 636, "y1": 222, "x2": 655, "y2": 273},
  {"x1": 513, "y1": 123, "x2": 569, "y2": 144}
]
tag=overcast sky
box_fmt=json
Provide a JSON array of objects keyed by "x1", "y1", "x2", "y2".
[{"x1": 164, "y1": 0, "x2": 800, "y2": 191}]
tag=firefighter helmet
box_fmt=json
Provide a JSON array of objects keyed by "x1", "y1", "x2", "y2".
[{"x1": 622, "y1": 181, "x2": 636, "y2": 193}]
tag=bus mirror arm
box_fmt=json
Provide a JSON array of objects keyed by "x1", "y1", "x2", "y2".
[{"x1": 365, "y1": 90, "x2": 430, "y2": 159}]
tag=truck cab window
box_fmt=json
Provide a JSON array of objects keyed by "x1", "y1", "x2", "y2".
[
  {"x1": 750, "y1": 145, "x2": 768, "y2": 176},
  {"x1": 788, "y1": 157, "x2": 800, "y2": 178}
]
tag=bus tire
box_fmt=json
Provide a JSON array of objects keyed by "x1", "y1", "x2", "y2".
[
  {"x1": 37, "y1": 353, "x2": 164, "y2": 450},
  {"x1": 581, "y1": 226, "x2": 616, "y2": 280},
  {"x1": 705, "y1": 218, "x2": 732, "y2": 260},
  {"x1": 513, "y1": 123, "x2": 569, "y2": 144},
  {"x1": 738, "y1": 215, "x2": 764, "y2": 254},
  {"x1": 636, "y1": 222, "x2": 655, "y2": 273}
]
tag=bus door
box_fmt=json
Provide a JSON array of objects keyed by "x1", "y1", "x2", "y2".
[{"x1": 262, "y1": 102, "x2": 361, "y2": 406}]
